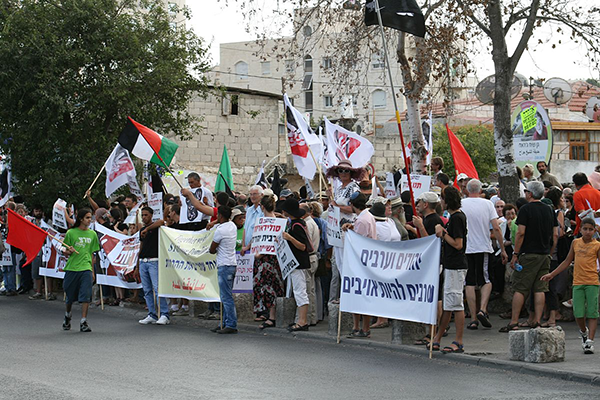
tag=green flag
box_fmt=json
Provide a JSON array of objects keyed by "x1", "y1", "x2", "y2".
[{"x1": 215, "y1": 145, "x2": 234, "y2": 195}]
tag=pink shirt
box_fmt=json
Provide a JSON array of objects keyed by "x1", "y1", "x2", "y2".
[{"x1": 354, "y1": 209, "x2": 377, "y2": 239}]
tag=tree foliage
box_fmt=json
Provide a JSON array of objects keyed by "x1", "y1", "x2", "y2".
[
  {"x1": 0, "y1": 0, "x2": 210, "y2": 211},
  {"x1": 433, "y1": 124, "x2": 497, "y2": 183}
]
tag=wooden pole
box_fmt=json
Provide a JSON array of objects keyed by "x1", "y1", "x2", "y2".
[
  {"x1": 82, "y1": 164, "x2": 106, "y2": 199},
  {"x1": 47, "y1": 232, "x2": 80, "y2": 255},
  {"x1": 336, "y1": 307, "x2": 343, "y2": 344},
  {"x1": 44, "y1": 276, "x2": 48, "y2": 301},
  {"x1": 429, "y1": 324, "x2": 436, "y2": 359},
  {"x1": 99, "y1": 284, "x2": 104, "y2": 311}
]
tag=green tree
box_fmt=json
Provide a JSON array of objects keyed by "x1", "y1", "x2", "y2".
[
  {"x1": 433, "y1": 124, "x2": 496, "y2": 183},
  {"x1": 0, "y1": 0, "x2": 210, "y2": 211}
]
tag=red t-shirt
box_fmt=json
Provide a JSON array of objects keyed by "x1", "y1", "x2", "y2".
[{"x1": 573, "y1": 183, "x2": 600, "y2": 234}]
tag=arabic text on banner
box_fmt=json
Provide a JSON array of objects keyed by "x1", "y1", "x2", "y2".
[
  {"x1": 340, "y1": 230, "x2": 440, "y2": 325},
  {"x1": 250, "y1": 217, "x2": 287, "y2": 255},
  {"x1": 326, "y1": 206, "x2": 343, "y2": 248},
  {"x1": 233, "y1": 252, "x2": 254, "y2": 293},
  {"x1": 158, "y1": 226, "x2": 220, "y2": 301}
]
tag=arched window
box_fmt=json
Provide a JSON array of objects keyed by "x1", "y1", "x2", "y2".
[
  {"x1": 235, "y1": 61, "x2": 248, "y2": 80},
  {"x1": 372, "y1": 90, "x2": 386, "y2": 109},
  {"x1": 303, "y1": 25, "x2": 312, "y2": 37}
]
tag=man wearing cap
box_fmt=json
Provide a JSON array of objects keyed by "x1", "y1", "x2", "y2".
[
  {"x1": 462, "y1": 179, "x2": 507, "y2": 330},
  {"x1": 231, "y1": 207, "x2": 246, "y2": 252},
  {"x1": 411, "y1": 192, "x2": 443, "y2": 238},
  {"x1": 456, "y1": 173, "x2": 471, "y2": 198},
  {"x1": 209, "y1": 206, "x2": 239, "y2": 334}
]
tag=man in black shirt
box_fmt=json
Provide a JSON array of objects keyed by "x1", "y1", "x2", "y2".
[
  {"x1": 501, "y1": 181, "x2": 558, "y2": 332},
  {"x1": 135, "y1": 207, "x2": 169, "y2": 326},
  {"x1": 412, "y1": 192, "x2": 443, "y2": 237}
]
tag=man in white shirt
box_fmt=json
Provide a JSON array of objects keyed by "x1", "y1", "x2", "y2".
[
  {"x1": 209, "y1": 206, "x2": 238, "y2": 334},
  {"x1": 180, "y1": 172, "x2": 214, "y2": 231},
  {"x1": 461, "y1": 179, "x2": 507, "y2": 330}
]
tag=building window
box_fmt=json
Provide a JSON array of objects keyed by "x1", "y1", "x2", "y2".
[
  {"x1": 235, "y1": 61, "x2": 248, "y2": 80},
  {"x1": 285, "y1": 59, "x2": 295, "y2": 74},
  {"x1": 303, "y1": 25, "x2": 312, "y2": 37},
  {"x1": 372, "y1": 90, "x2": 386, "y2": 109},
  {"x1": 305, "y1": 91, "x2": 313, "y2": 113},
  {"x1": 304, "y1": 55, "x2": 313, "y2": 74},
  {"x1": 372, "y1": 52, "x2": 385, "y2": 69},
  {"x1": 323, "y1": 57, "x2": 332, "y2": 69},
  {"x1": 261, "y1": 61, "x2": 271, "y2": 75},
  {"x1": 221, "y1": 94, "x2": 240, "y2": 116},
  {"x1": 230, "y1": 95, "x2": 239, "y2": 115},
  {"x1": 278, "y1": 124, "x2": 286, "y2": 135},
  {"x1": 324, "y1": 95, "x2": 334, "y2": 108}
]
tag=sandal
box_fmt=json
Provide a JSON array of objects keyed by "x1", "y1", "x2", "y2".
[
  {"x1": 499, "y1": 323, "x2": 520, "y2": 333},
  {"x1": 518, "y1": 320, "x2": 534, "y2": 328},
  {"x1": 288, "y1": 324, "x2": 309, "y2": 332},
  {"x1": 467, "y1": 320, "x2": 479, "y2": 330},
  {"x1": 414, "y1": 338, "x2": 430, "y2": 346},
  {"x1": 259, "y1": 319, "x2": 276, "y2": 329},
  {"x1": 540, "y1": 322, "x2": 556, "y2": 328},
  {"x1": 254, "y1": 315, "x2": 268, "y2": 322},
  {"x1": 441, "y1": 341, "x2": 464, "y2": 354},
  {"x1": 476, "y1": 311, "x2": 492, "y2": 328},
  {"x1": 443, "y1": 325, "x2": 450, "y2": 337},
  {"x1": 370, "y1": 322, "x2": 389, "y2": 329},
  {"x1": 431, "y1": 342, "x2": 440, "y2": 351}
]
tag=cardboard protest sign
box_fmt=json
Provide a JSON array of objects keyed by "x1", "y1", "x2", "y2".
[{"x1": 250, "y1": 217, "x2": 287, "y2": 255}]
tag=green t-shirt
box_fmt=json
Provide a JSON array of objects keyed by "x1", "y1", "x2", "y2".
[
  {"x1": 235, "y1": 228, "x2": 244, "y2": 252},
  {"x1": 63, "y1": 228, "x2": 100, "y2": 272}
]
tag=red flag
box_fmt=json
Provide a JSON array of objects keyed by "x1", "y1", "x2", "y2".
[
  {"x1": 446, "y1": 124, "x2": 479, "y2": 187},
  {"x1": 6, "y1": 209, "x2": 48, "y2": 267}
]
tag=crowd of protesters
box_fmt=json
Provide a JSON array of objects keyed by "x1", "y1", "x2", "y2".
[{"x1": 1, "y1": 159, "x2": 599, "y2": 354}]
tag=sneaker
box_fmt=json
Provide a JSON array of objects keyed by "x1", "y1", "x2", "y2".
[
  {"x1": 156, "y1": 315, "x2": 170, "y2": 325},
  {"x1": 584, "y1": 339, "x2": 595, "y2": 354},
  {"x1": 206, "y1": 312, "x2": 219, "y2": 320},
  {"x1": 138, "y1": 315, "x2": 158, "y2": 325},
  {"x1": 210, "y1": 325, "x2": 222, "y2": 333},
  {"x1": 46, "y1": 293, "x2": 57, "y2": 301},
  {"x1": 29, "y1": 292, "x2": 43, "y2": 300},
  {"x1": 172, "y1": 308, "x2": 189, "y2": 316},
  {"x1": 217, "y1": 327, "x2": 238, "y2": 334},
  {"x1": 0, "y1": 289, "x2": 6, "y2": 296},
  {"x1": 80, "y1": 321, "x2": 92, "y2": 333},
  {"x1": 169, "y1": 306, "x2": 179, "y2": 313},
  {"x1": 198, "y1": 310, "x2": 211, "y2": 319},
  {"x1": 580, "y1": 327, "x2": 590, "y2": 343},
  {"x1": 6, "y1": 290, "x2": 17, "y2": 297},
  {"x1": 63, "y1": 314, "x2": 71, "y2": 330}
]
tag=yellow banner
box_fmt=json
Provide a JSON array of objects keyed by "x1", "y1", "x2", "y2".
[{"x1": 158, "y1": 227, "x2": 220, "y2": 302}]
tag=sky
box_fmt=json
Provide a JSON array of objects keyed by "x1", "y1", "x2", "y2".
[{"x1": 188, "y1": 1, "x2": 599, "y2": 84}]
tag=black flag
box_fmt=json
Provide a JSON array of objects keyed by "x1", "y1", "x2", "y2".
[{"x1": 365, "y1": 0, "x2": 426, "y2": 38}]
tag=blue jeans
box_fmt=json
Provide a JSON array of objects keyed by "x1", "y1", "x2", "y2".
[
  {"x1": 218, "y1": 265, "x2": 237, "y2": 329},
  {"x1": 2, "y1": 265, "x2": 16, "y2": 292},
  {"x1": 139, "y1": 261, "x2": 168, "y2": 320}
]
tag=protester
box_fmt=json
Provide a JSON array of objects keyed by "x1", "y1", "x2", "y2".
[
  {"x1": 325, "y1": 159, "x2": 365, "y2": 304},
  {"x1": 29, "y1": 205, "x2": 54, "y2": 300},
  {"x1": 253, "y1": 195, "x2": 284, "y2": 329},
  {"x1": 431, "y1": 186, "x2": 468, "y2": 353},
  {"x1": 537, "y1": 161, "x2": 562, "y2": 189},
  {"x1": 522, "y1": 164, "x2": 535, "y2": 183},
  {"x1": 572, "y1": 172, "x2": 600, "y2": 235},
  {"x1": 209, "y1": 205, "x2": 239, "y2": 334},
  {"x1": 431, "y1": 156, "x2": 444, "y2": 182},
  {"x1": 281, "y1": 198, "x2": 311, "y2": 332},
  {"x1": 410, "y1": 192, "x2": 442, "y2": 238},
  {"x1": 500, "y1": 181, "x2": 558, "y2": 332},
  {"x1": 300, "y1": 202, "x2": 321, "y2": 326},
  {"x1": 61, "y1": 208, "x2": 100, "y2": 333},
  {"x1": 180, "y1": 172, "x2": 214, "y2": 231},
  {"x1": 241, "y1": 185, "x2": 264, "y2": 252},
  {"x1": 137, "y1": 207, "x2": 169, "y2": 326},
  {"x1": 541, "y1": 217, "x2": 599, "y2": 354},
  {"x1": 462, "y1": 179, "x2": 507, "y2": 330}
]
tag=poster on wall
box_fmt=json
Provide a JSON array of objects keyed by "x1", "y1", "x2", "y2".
[{"x1": 511, "y1": 100, "x2": 553, "y2": 168}]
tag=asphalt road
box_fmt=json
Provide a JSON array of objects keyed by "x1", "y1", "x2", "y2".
[{"x1": 0, "y1": 296, "x2": 597, "y2": 400}]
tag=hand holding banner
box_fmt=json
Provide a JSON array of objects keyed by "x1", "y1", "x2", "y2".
[{"x1": 250, "y1": 217, "x2": 287, "y2": 255}]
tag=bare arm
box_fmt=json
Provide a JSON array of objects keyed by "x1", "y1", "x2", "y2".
[
  {"x1": 541, "y1": 242, "x2": 575, "y2": 281},
  {"x1": 491, "y1": 218, "x2": 508, "y2": 263},
  {"x1": 209, "y1": 241, "x2": 218, "y2": 254},
  {"x1": 181, "y1": 189, "x2": 215, "y2": 216},
  {"x1": 85, "y1": 190, "x2": 100, "y2": 212},
  {"x1": 435, "y1": 224, "x2": 463, "y2": 250}
]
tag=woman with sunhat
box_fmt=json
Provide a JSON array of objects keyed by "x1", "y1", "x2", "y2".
[{"x1": 325, "y1": 159, "x2": 366, "y2": 303}]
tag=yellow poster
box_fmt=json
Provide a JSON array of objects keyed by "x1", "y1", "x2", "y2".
[{"x1": 158, "y1": 227, "x2": 220, "y2": 302}]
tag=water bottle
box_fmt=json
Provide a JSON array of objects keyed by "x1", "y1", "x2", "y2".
[{"x1": 515, "y1": 263, "x2": 523, "y2": 272}]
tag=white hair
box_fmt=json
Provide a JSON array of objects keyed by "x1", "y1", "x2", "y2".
[
  {"x1": 249, "y1": 185, "x2": 264, "y2": 194},
  {"x1": 466, "y1": 179, "x2": 482, "y2": 194}
]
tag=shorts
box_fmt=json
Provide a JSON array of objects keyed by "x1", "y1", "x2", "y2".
[
  {"x1": 31, "y1": 254, "x2": 42, "y2": 280},
  {"x1": 443, "y1": 269, "x2": 467, "y2": 311},
  {"x1": 512, "y1": 253, "x2": 550, "y2": 297},
  {"x1": 465, "y1": 253, "x2": 490, "y2": 287},
  {"x1": 572, "y1": 285, "x2": 599, "y2": 319},
  {"x1": 64, "y1": 270, "x2": 93, "y2": 304},
  {"x1": 290, "y1": 269, "x2": 310, "y2": 307}
]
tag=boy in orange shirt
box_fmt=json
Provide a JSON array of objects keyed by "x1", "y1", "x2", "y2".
[{"x1": 542, "y1": 218, "x2": 600, "y2": 354}]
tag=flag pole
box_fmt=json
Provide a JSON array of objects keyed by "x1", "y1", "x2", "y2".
[
  {"x1": 217, "y1": 171, "x2": 235, "y2": 196},
  {"x1": 7, "y1": 209, "x2": 79, "y2": 255},
  {"x1": 82, "y1": 164, "x2": 106, "y2": 199},
  {"x1": 373, "y1": 0, "x2": 417, "y2": 216}
]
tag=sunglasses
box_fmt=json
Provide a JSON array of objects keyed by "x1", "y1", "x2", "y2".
[{"x1": 338, "y1": 169, "x2": 351, "y2": 174}]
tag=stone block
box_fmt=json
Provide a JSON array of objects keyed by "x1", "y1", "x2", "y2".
[
  {"x1": 233, "y1": 293, "x2": 254, "y2": 322},
  {"x1": 327, "y1": 302, "x2": 354, "y2": 336},
  {"x1": 509, "y1": 327, "x2": 565, "y2": 363},
  {"x1": 391, "y1": 320, "x2": 427, "y2": 345},
  {"x1": 190, "y1": 300, "x2": 209, "y2": 317},
  {"x1": 276, "y1": 297, "x2": 297, "y2": 328}
]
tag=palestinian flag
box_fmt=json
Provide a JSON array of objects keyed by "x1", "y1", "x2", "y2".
[{"x1": 118, "y1": 117, "x2": 178, "y2": 167}]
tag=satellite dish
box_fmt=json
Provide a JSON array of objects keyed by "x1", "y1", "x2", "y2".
[
  {"x1": 586, "y1": 97, "x2": 600, "y2": 120},
  {"x1": 475, "y1": 75, "x2": 522, "y2": 104},
  {"x1": 543, "y1": 78, "x2": 572, "y2": 105}
]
